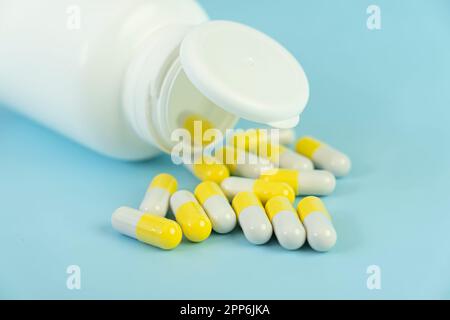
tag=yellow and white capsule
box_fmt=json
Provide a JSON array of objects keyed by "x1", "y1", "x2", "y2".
[
  {"x1": 185, "y1": 156, "x2": 230, "y2": 183},
  {"x1": 232, "y1": 131, "x2": 313, "y2": 171},
  {"x1": 260, "y1": 168, "x2": 335, "y2": 196},
  {"x1": 215, "y1": 145, "x2": 273, "y2": 179},
  {"x1": 170, "y1": 190, "x2": 212, "y2": 242},
  {"x1": 112, "y1": 207, "x2": 182, "y2": 250},
  {"x1": 232, "y1": 192, "x2": 273, "y2": 245},
  {"x1": 265, "y1": 196, "x2": 306, "y2": 250},
  {"x1": 262, "y1": 144, "x2": 314, "y2": 171},
  {"x1": 297, "y1": 196, "x2": 337, "y2": 252},
  {"x1": 296, "y1": 137, "x2": 351, "y2": 177},
  {"x1": 231, "y1": 128, "x2": 294, "y2": 147},
  {"x1": 139, "y1": 173, "x2": 177, "y2": 216},
  {"x1": 194, "y1": 181, "x2": 237, "y2": 234},
  {"x1": 220, "y1": 177, "x2": 295, "y2": 204}
]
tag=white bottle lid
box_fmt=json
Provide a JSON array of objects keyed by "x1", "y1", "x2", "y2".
[{"x1": 180, "y1": 21, "x2": 309, "y2": 129}]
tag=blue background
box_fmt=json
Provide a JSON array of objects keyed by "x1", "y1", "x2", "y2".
[{"x1": 1, "y1": 0, "x2": 450, "y2": 299}]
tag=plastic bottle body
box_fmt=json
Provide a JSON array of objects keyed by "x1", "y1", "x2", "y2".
[{"x1": 0, "y1": 0, "x2": 226, "y2": 160}]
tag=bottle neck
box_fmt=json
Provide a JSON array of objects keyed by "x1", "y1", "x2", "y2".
[{"x1": 123, "y1": 24, "x2": 192, "y2": 153}]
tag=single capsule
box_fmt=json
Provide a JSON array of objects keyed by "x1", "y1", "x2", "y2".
[
  {"x1": 265, "y1": 196, "x2": 306, "y2": 250},
  {"x1": 185, "y1": 155, "x2": 230, "y2": 183},
  {"x1": 139, "y1": 173, "x2": 177, "y2": 216},
  {"x1": 220, "y1": 177, "x2": 295, "y2": 204},
  {"x1": 295, "y1": 136, "x2": 351, "y2": 177},
  {"x1": 214, "y1": 145, "x2": 273, "y2": 179},
  {"x1": 297, "y1": 196, "x2": 337, "y2": 252},
  {"x1": 260, "y1": 168, "x2": 335, "y2": 196},
  {"x1": 261, "y1": 143, "x2": 314, "y2": 171},
  {"x1": 231, "y1": 128, "x2": 294, "y2": 148},
  {"x1": 231, "y1": 131, "x2": 313, "y2": 171},
  {"x1": 170, "y1": 190, "x2": 212, "y2": 242},
  {"x1": 112, "y1": 207, "x2": 182, "y2": 250},
  {"x1": 194, "y1": 181, "x2": 237, "y2": 233},
  {"x1": 232, "y1": 192, "x2": 273, "y2": 245}
]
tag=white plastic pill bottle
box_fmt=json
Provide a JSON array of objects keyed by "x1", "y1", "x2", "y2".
[{"x1": 0, "y1": 0, "x2": 309, "y2": 160}]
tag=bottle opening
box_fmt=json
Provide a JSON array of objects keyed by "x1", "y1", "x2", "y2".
[{"x1": 154, "y1": 58, "x2": 238, "y2": 153}]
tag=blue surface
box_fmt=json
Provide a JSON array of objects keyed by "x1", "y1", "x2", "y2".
[{"x1": 1, "y1": 0, "x2": 450, "y2": 299}]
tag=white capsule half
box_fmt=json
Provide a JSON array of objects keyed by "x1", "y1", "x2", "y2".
[
  {"x1": 232, "y1": 192, "x2": 273, "y2": 245},
  {"x1": 194, "y1": 181, "x2": 237, "y2": 233},
  {"x1": 260, "y1": 168, "x2": 335, "y2": 196},
  {"x1": 296, "y1": 137, "x2": 351, "y2": 177},
  {"x1": 297, "y1": 196, "x2": 337, "y2": 252},
  {"x1": 265, "y1": 196, "x2": 306, "y2": 250},
  {"x1": 277, "y1": 146, "x2": 314, "y2": 171},
  {"x1": 139, "y1": 173, "x2": 177, "y2": 216}
]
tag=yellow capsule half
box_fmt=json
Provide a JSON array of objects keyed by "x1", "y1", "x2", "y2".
[
  {"x1": 170, "y1": 190, "x2": 212, "y2": 242},
  {"x1": 186, "y1": 156, "x2": 230, "y2": 183}
]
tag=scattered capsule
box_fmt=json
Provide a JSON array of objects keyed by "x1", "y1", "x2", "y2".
[
  {"x1": 185, "y1": 155, "x2": 230, "y2": 183},
  {"x1": 262, "y1": 143, "x2": 314, "y2": 171},
  {"x1": 296, "y1": 136, "x2": 351, "y2": 177},
  {"x1": 265, "y1": 196, "x2": 306, "y2": 250},
  {"x1": 231, "y1": 128, "x2": 293, "y2": 148},
  {"x1": 194, "y1": 181, "x2": 237, "y2": 233},
  {"x1": 170, "y1": 190, "x2": 212, "y2": 242},
  {"x1": 221, "y1": 177, "x2": 295, "y2": 204},
  {"x1": 232, "y1": 192, "x2": 273, "y2": 245},
  {"x1": 297, "y1": 196, "x2": 337, "y2": 252},
  {"x1": 260, "y1": 168, "x2": 335, "y2": 196},
  {"x1": 139, "y1": 173, "x2": 177, "y2": 216},
  {"x1": 231, "y1": 130, "x2": 313, "y2": 171},
  {"x1": 112, "y1": 207, "x2": 182, "y2": 250},
  {"x1": 214, "y1": 145, "x2": 273, "y2": 179}
]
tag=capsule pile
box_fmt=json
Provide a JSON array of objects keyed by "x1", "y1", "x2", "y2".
[{"x1": 112, "y1": 129, "x2": 351, "y2": 252}]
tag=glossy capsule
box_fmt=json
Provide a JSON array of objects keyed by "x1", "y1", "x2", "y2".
[
  {"x1": 139, "y1": 173, "x2": 177, "y2": 216},
  {"x1": 265, "y1": 196, "x2": 306, "y2": 250},
  {"x1": 260, "y1": 168, "x2": 335, "y2": 196},
  {"x1": 170, "y1": 190, "x2": 212, "y2": 242},
  {"x1": 297, "y1": 196, "x2": 337, "y2": 252},
  {"x1": 231, "y1": 128, "x2": 294, "y2": 148},
  {"x1": 231, "y1": 131, "x2": 313, "y2": 171},
  {"x1": 185, "y1": 155, "x2": 230, "y2": 183},
  {"x1": 232, "y1": 192, "x2": 273, "y2": 245},
  {"x1": 220, "y1": 177, "x2": 295, "y2": 204},
  {"x1": 112, "y1": 207, "x2": 182, "y2": 250},
  {"x1": 262, "y1": 143, "x2": 313, "y2": 171},
  {"x1": 296, "y1": 136, "x2": 351, "y2": 177},
  {"x1": 215, "y1": 145, "x2": 273, "y2": 179},
  {"x1": 194, "y1": 181, "x2": 237, "y2": 233}
]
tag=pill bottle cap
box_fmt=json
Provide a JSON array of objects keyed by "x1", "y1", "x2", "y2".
[{"x1": 180, "y1": 21, "x2": 309, "y2": 129}]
